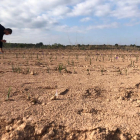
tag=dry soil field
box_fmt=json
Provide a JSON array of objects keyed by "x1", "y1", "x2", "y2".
[{"x1": 0, "y1": 48, "x2": 140, "y2": 140}]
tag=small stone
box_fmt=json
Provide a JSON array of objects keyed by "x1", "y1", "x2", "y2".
[
  {"x1": 83, "y1": 108, "x2": 89, "y2": 113},
  {"x1": 13, "y1": 123, "x2": 18, "y2": 129},
  {"x1": 100, "y1": 112, "x2": 104, "y2": 116},
  {"x1": 88, "y1": 131, "x2": 96, "y2": 140},
  {"x1": 11, "y1": 130, "x2": 24, "y2": 140},
  {"x1": 50, "y1": 96, "x2": 57, "y2": 100},
  {"x1": 69, "y1": 134, "x2": 73, "y2": 140},
  {"x1": 26, "y1": 115, "x2": 30, "y2": 118},
  {"x1": 9, "y1": 133, "x2": 13, "y2": 138},
  {"x1": 91, "y1": 131, "x2": 96, "y2": 135},
  {"x1": 120, "y1": 134, "x2": 127, "y2": 140},
  {"x1": 26, "y1": 117, "x2": 33, "y2": 124},
  {"x1": 6, "y1": 126, "x2": 10, "y2": 131},
  {"x1": 35, "y1": 125, "x2": 47, "y2": 135},
  {"x1": 97, "y1": 117, "x2": 101, "y2": 121},
  {"x1": 113, "y1": 88, "x2": 118, "y2": 92},
  {"x1": 32, "y1": 102, "x2": 35, "y2": 105},
  {"x1": 137, "y1": 99, "x2": 140, "y2": 103},
  {"x1": 135, "y1": 104, "x2": 140, "y2": 107},
  {"x1": 5, "y1": 118, "x2": 13, "y2": 124},
  {"x1": 97, "y1": 128, "x2": 100, "y2": 133},
  {"x1": 1, "y1": 133, "x2": 10, "y2": 140},
  {"x1": 31, "y1": 98, "x2": 38, "y2": 104},
  {"x1": 30, "y1": 71, "x2": 34, "y2": 75},
  {"x1": 133, "y1": 135, "x2": 139, "y2": 140},
  {"x1": 41, "y1": 134, "x2": 49, "y2": 140},
  {"x1": 119, "y1": 96, "x2": 124, "y2": 100},
  {"x1": 42, "y1": 103, "x2": 46, "y2": 105},
  {"x1": 127, "y1": 135, "x2": 131, "y2": 139},
  {"x1": 16, "y1": 123, "x2": 26, "y2": 131},
  {"x1": 30, "y1": 137, "x2": 35, "y2": 140},
  {"x1": 9, "y1": 127, "x2": 13, "y2": 131},
  {"x1": 27, "y1": 96, "x2": 31, "y2": 100},
  {"x1": 23, "y1": 117, "x2": 27, "y2": 122},
  {"x1": 106, "y1": 129, "x2": 109, "y2": 134},
  {"x1": 48, "y1": 129, "x2": 55, "y2": 137},
  {"x1": 27, "y1": 116, "x2": 33, "y2": 121},
  {"x1": 107, "y1": 99, "x2": 110, "y2": 102},
  {"x1": 51, "y1": 123, "x2": 55, "y2": 127},
  {"x1": 16, "y1": 120, "x2": 22, "y2": 125},
  {"x1": 117, "y1": 99, "x2": 122, "y2": 104},
  {"x1": 66, "y1": 128, "x2": 71, "y2": 133}
]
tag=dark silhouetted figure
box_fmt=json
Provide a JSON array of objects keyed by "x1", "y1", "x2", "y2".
[{"x1": 0, "y1": 24, "x2": 12, "y2": 53}]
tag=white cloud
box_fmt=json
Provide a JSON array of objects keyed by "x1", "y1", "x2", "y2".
[
  {"x1": 47, "y1": 6, "x2": 71, "y2": 18},
  {"x1": 54, "y1": 22, "x2": 119, "y2": 33},
  {"x1": 87, "y1": 22, "x2": 119, "y2": 30},
  {"x1": 1, "y1": 0, "x2": 140, "y2": 45},
  {"x1": 110, "y1": 0, "x2": 140, "y2": 19},
  {"x1": 94, "y1": 3, "x2": 111, "y2": 16},
  {"x1": 55, "y1": 25, "x2": 85, "y2": 33},
  {"x1": 68, "y1": 0, "x2": 100, "y2": 16},
  {"x1": 68, "y1": 0, "x2": 140, "y2": 19},
  {"x1": 0, "y1": 0, "x2": 82, "y2": 29},
  {"x1": 1, "y1": 0, "x2": 140, "y2": 30},
  {"x1": 125, "y1": 20, "x2": 140, "y2": 26},
  {"x1": 80, "y1": 17, "x2": 92, "y2": 22}
]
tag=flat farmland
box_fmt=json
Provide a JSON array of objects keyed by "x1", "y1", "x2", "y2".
[{"x1": 0, "y1": 48, "x2": 140, "y2": 140}]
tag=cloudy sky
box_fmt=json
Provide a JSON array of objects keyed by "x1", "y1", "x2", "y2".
[{"x1": 1, "y1": 0, "x2": 140, "y2": 45}]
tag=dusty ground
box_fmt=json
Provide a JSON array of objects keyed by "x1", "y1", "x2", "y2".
[{"x1": 0, "y1": 48, "x2": 140, "y2": 140}]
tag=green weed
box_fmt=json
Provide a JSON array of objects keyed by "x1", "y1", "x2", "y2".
[
  {"x1": 71, "y1": 60, "x2": 74, "y2": 66},
  {"x1": 67, "y1": 59, "x2": 70, "y2": 65},
  {"x1": 12, "y1": 65, "x2": 21, "y2": 73},
  {"x1": 58, "y1": 63, "x2": 63, "y2": 73},
  {"x1": 103, "y1": 56, "x2": 104, "y2": 62},
  {"x1": 76, "y1": 54, "x2": 78, "y2": 60},
  {"x1": 136, "y1": 55, "x2": 139, "y2": 62},
  {"x1": 130, "y1": 60, "x2": 134, "y2": 67},
  {"x1": 64, "y1": 66, "x2": 68, "y2": 73},
  {"x1": 125, "y1": 68, "x2": 128, "y2": 75},
  {"x1": 96, "y1": 56, "x2": 98, "y2": 61},
  {"x1": 118, "y1": 68, "x2": 122, "y2": 75},
  {"x1": 87, "y1": 69, "x2": 90, "y2": 75},
  {"x1": 7, "y1": 87, "x2": 11, "y2": 100},
  {"x1": 90, "y1": 58, "x2": 91, "y2": 65},
  {"x1": 16, "y1": 54, "x2": 18, "y2": 58},
  {"x1": 27, "y1": 93, "x2": 30, "y2": 100},
  {"x1": 47, "y1": 67, "x2": 50, "y2": 73}
]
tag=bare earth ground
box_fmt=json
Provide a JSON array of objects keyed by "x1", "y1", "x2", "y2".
[{"x1": 0, "y1": 48, "x2": 140, "y2": 140}]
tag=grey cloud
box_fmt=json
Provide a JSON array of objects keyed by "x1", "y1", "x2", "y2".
[
  {"x1": 30, "y1": 21, "x2": 48, "y2": 29},
  {"x1": 29, "y1": 19, "x2": 59, "y2": 29}
]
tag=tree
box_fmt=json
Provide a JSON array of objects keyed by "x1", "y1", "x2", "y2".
[{"x1": 36, "y1": 42, "x2": 43, "y2": 46}]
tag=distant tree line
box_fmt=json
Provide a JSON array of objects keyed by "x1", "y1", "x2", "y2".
[{"x1": 3, "y1": 42, "x2": 140, "y2": 50}]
